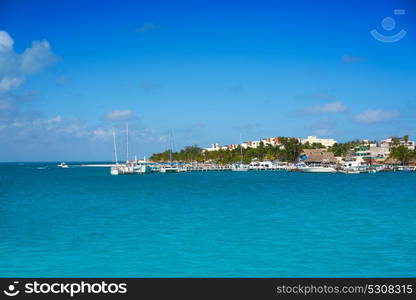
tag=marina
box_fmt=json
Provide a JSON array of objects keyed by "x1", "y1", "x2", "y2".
[
  {"x1": 62, "y1": 161, "x2": 416, "y2": 174},
  {"x1": 99, "y1": 128, "x2": 416, "y2": 176}
]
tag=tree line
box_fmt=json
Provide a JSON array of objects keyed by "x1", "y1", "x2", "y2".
[{"x1": 149, "y1": 136, "x2": 416, "y2": 165}]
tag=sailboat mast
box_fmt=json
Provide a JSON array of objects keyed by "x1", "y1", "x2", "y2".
[
  {"x1": 125, "y1": 123, "x2": 129, "y2": 163},
  {"x1": 240, "y1": 133, "x2": 243, "y2": 164},
  {"x1": 113, "y1": 128, "x2": 118, "y2": 165},
  {"x1": 169, "y1": 129, "x2": 172, "y2": 163}
]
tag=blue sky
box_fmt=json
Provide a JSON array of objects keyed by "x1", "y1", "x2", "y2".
[{"x1": 0, "y1": 0, "x2": 415, "y2": 161}]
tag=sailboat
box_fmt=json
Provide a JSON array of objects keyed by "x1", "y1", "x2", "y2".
[
  {"x1": 232, "y1": 134, "x2": 249, "y2": 171},
  {"x1": 121, "y1": 123, "x2": 134, "y2": 174},
  {"x1": 134, "y1": 155, "x2": 152, "y2": 174},
  {"x1": 160, "y1": 129, "x2": 179, "y2": 173},
  {"x1": 110, "y1": 128, "x2": 120, "y2": 175}
]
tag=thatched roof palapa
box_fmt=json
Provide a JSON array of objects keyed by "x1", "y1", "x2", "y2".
[{"x1": 301, "y1": 149, "x2": 337, "y2": 164}]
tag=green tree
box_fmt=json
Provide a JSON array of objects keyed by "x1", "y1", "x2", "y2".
[
  {"x1": 390, "y1": 145, "x2": 414, "y2": 165},
  {"x1": 328, "y1": 140, "x2": 364, "y2": 157},
  {"x1": 278, "y1": 138, "x2": 302, "y2": 162}
]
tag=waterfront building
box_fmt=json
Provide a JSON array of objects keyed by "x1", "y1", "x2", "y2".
[
  {"x1": 381, "y1": 137, "x2": 415, "y2": 151},
  {"x1": 301, "y1": 136, "x2": 337, "y2": 148},
  {"x1": 362, "y1": 140, "x2": 377, "y2": 147},
  {"x1": 301, "y1": 149, "x2": 337, "y2": 164},
  {"x1": 241, "y1": 142, "x2": 248, "y2": 149},
  {"x1": 353, "y1": 145, "x2": 371, "y2": 160},
  {"x1": 204, "y1": 143, "x2": 222, "y2": 152},
  {"x1": 369, "y1": 146, "x2": 390, "y2": 161},
  {"x1": 226, "y1": 144, "x2": 238, "y2": 150},
  {"x1": 352, "y1": 140, "x2": 388, "y2": 162},
  {"x1": 261, "y1": 137, "x2": 280, "y2": 146},
  {"x1": 247, "y1": 140, "x2": 261, "y2": 148}
]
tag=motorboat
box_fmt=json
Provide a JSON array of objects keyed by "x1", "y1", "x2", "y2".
[
  {"x1": 58, "y1": 162, "x2": 69, "y2": 168},
  {"x1": 298, "y1": 165, "x2": 337, "y2": 173},
  {"x1": 160, "y1": 165, "x2": 179, "y2": 173},
  {"x1": 232, "y1": 164, "x2": 249, "y2": 172}
]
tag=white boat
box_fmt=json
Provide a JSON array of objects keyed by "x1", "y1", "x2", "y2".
[
  {"x1": 341, "y1": 161, "x2": 373, "y2": 173},
  {"x1": 110, "y1": 128, "x2": 120, "y2": 175},
  {"x1": 178, "y1": 166, "x2": 188, "y2": 172},
  {"x1": 110, "y1": 166, "x2": 119, "y2": 175},
  {"x1": 111, "y1": 164, "x2": 135, "y2": 175},
  {"x1": 298, "y1": 165, "x2": 337, "y2": 173},
  {"x1": 110, "y1": 125, "x2": 136, "y2": 175},
  {"x1": 160, "y1": 130, "x2": 180, "y2": 173},
  {"x1": 232, "y1": 164, "x2": 249, "y2": 171},
  {"x1": 134, "y1": 164, "x2": 152, "y2": 174},
  {"x1": 58, "y1": 162, "x2": 69, "y2": 168},
  {"x1": 160, "y1": 165, "x2": 179, "y2": 173},
  {"x1": 133, "y1": 156, "x2": 152, "y2": 174},
  {"x1": 338, "y1": 169, "x2": 360, "y2": 174}
]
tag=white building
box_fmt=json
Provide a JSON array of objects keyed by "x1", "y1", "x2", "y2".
[
  {"x1": 204, "y1": 143, "x2": 222, "y2": 152},
  {"x1": 261, "y1": 137, "x2": 280, "y2": 147},
  {"x1": 381, "y1": 137, "x2": 415, "y2": 151},
  {"x1": 369, "y1": 146, "x2": 390, "y2": 160},
  {"x1": 362, "y1": 140, "x2": 377, "y2": 147},
  {"x1": 246, "y1": 140, "x2": 261, "y2": 148},
  {"x1": 301, "y1": 136, "x2": 337, "y2": 148},
  {"x1": 241, "y1": 142, "x2": 248, "y2": 149}
]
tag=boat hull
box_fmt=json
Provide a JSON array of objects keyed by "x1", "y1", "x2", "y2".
[
  {"x1": 134, "y1": 165, "x2": 152, "y2": 174},
  {"x1": 160, "y1": 167, "x2": 179, "y2": 173},
  {"x1": 232, "y1": 168, "x2": 249, "y2": 172},
  {"x1": 299, "y1": 167, "x2": 337, "y2": 173}
]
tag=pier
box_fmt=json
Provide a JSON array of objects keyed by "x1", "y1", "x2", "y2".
[{"x1": 90, "y1": 161, "x2": 416, "y2": 175}]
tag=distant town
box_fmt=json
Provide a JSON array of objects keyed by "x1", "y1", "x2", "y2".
[
  {"x1": 103, "y1": 133, "x2": 416, "y2": 175},
  {"x1": 149, "y1": 135, "x2": 416, "y2": 167}
]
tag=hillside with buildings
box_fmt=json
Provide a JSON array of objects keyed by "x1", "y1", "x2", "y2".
[{"x1": 150, "y1": 135, "x2": 416, "y2": 166}]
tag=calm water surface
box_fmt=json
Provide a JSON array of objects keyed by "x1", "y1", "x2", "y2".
[{"x1": 0, "y1": 163, "x2": 415, "y2": 277}]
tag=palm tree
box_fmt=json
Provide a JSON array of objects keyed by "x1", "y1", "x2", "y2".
[{"x1": 390, "y1": 145, "x2": 413, "y2": 166}]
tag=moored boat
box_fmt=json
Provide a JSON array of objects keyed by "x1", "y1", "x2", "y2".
[
  {"x1": 338, "y1": 169, "x2": 360, "y2": 174},
  {"x1": 298, "y1": 165, "x2": 337, "y2": 173},
  {"x1": 160, "y1": 165, "x2": 180, "y2": 173},
  {"x1": 232, "y1": 164, "x2": 249, "y2": 171}
]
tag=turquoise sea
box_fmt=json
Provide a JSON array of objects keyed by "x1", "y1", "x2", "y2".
[{"x1": 0, "y1": 163, "x2": 415, "y2": 277}]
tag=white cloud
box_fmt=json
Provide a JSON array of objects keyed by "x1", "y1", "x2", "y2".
[
  {"x1": 354, "y1": 108, "x2": 399, "y2": 123},
  {"x1": 0, "y1": 76, "x2": 23, "y2": 91},
  {"x1": 0, "y1": 30, "x2": 57, "y2": 94},
  {"x1": 159, "y1": 135, "x2": 169, "y2": 142},
  {"x1": 20, "y1": 40, "x2": 57, "y2": 74},
  {"x1": 0, "y1": 111, "x2": 88, "y2": 140},
  {"x1": 91, "y1": 128, "x2": 113, "y2": 141},
  {"x1": 305, "y1": 101, "x2": 347, "y2": 114},
  {"x1": 103, "y1": 109, "x2": 135, "y2": 121},
  {"x1": 0, "y1": 31, "x2": 14, "y2": 52}
]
